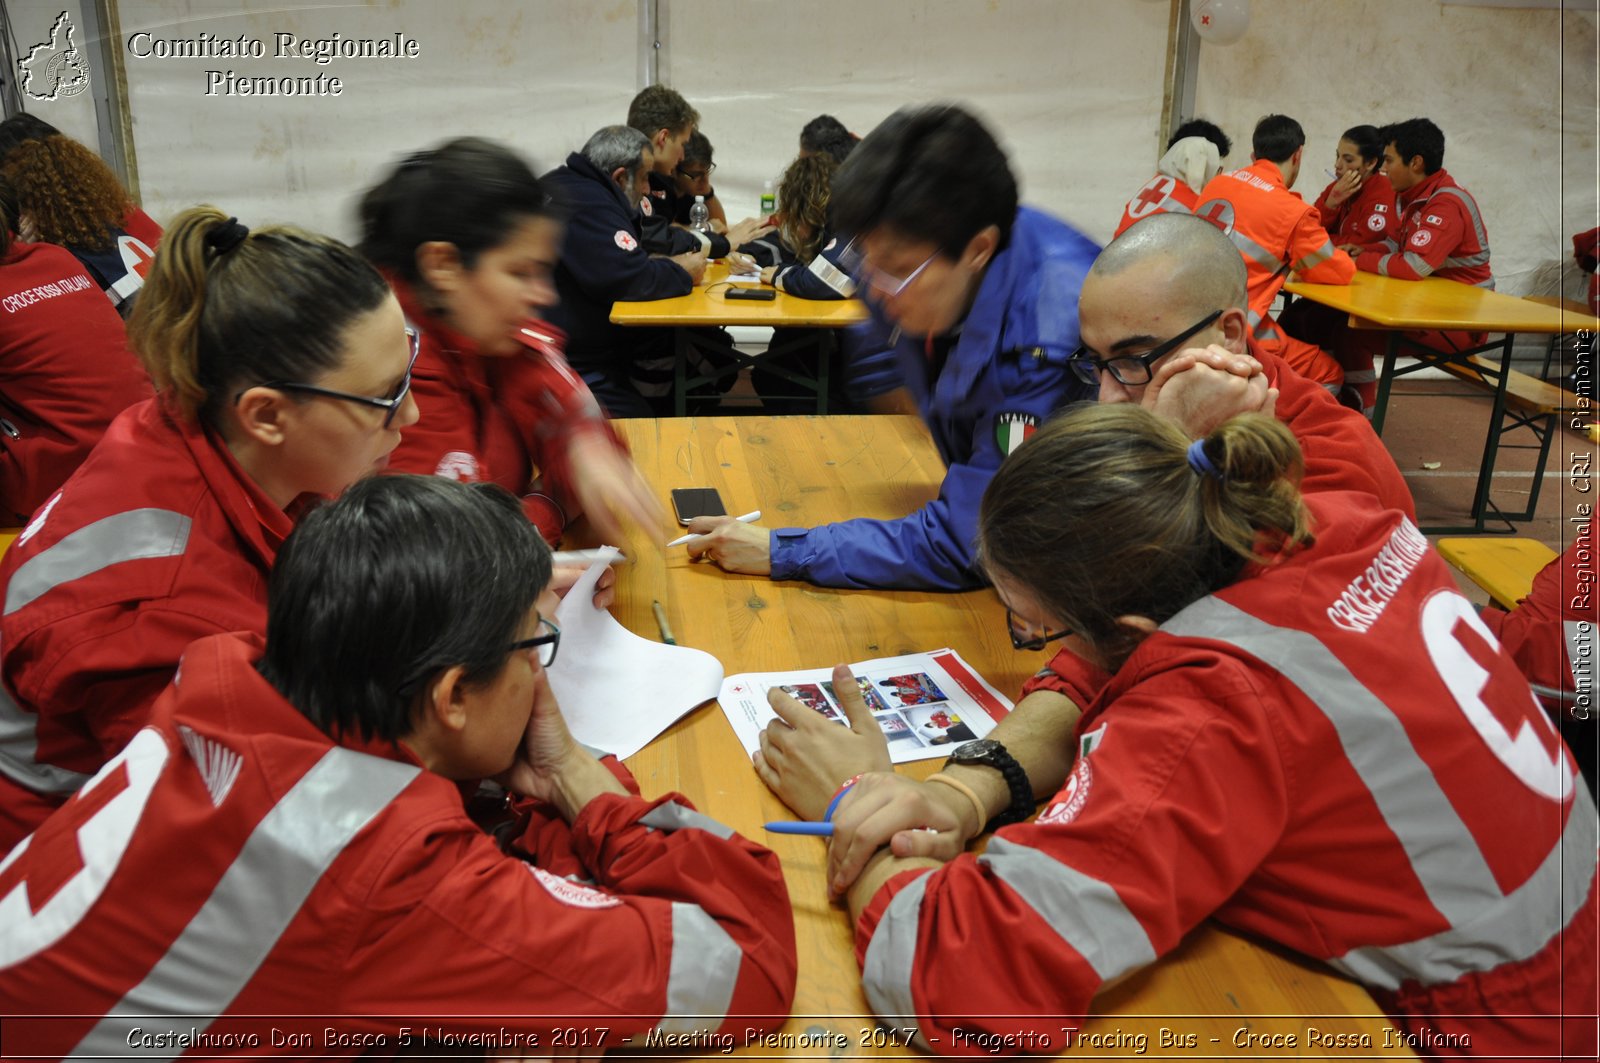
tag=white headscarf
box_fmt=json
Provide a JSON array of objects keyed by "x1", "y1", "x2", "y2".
[{"x1": 1157, "y1": 135, "x2": 1224, "y2": 195}]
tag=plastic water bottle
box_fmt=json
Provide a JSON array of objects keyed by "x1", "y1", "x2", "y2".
[
  {"x1": 760, "y1": 180, "x2": 776, "y2": 220},
  {"x1": 689, "y1": 196, "x2": 711, "y2": 233}
]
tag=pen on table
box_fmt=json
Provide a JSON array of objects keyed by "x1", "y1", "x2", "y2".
[
  {"x1": 651, "y1": 599, "x2": 676, "y2": 645},
  {"x1": 550, "y1": 549, "x2": 628, "y2": 566},
  {"x1": 665, "y1": 509, "x2": 762, "y2": 548},
  {"x1": 764, "y1": 820, "x2": 834, "y2": 836}
]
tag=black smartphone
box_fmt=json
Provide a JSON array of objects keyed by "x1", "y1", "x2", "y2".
[
  {"x1": 671, "y1": 487, "x2": 728, "y2": 525},
  {"x1": 726, "y1": 287, "x2": 776, "y2": 301}
]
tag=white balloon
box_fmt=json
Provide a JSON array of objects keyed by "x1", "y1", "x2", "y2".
[{"x1": 1192, "y1": 0, "x2": 1250, "y2": 45}]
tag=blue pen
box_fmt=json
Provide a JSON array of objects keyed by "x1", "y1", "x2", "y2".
[{"x1": 763, "y1": 820, "x2": 835, "y2": 836}]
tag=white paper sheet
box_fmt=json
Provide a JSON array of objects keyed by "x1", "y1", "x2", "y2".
[
  {"x1": 718, "y1": 649, "x2": 1014, "y2": 764},
  {"x1": 547, "y1": 548, "x2": 724, "y2": 759}
]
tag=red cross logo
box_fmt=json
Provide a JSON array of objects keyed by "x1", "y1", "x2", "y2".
[
  {"x1": 1201, "y1": 13, "x2": 1212, "y2": 25},
  {"x1": 0, "y1": 763, "x2": 131, "y2": 913},
  {"x1": 1127, "y1": 175, "x2": 1174, "y2": 220},
  {"x1": 1196, "y1": 199, "x2": 1235, "y2": 235}
]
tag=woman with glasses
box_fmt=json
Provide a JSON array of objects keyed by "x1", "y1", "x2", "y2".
[
  {"x1": 1, "y1": 474, "x2": 797, "y2": 1054},
  {"x1": 0, "y1": 205, "x2": 416, "y2": 852},
  {"x1": 358, "y1": 137, "x2": 662, "y2": 547},
  {"x1": 839, "y1": 406, "x2": 1593, "y2": 1059}
]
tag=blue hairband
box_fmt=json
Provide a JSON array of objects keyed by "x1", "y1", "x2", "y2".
[{"x1": 1187, "y1": 438, "x2": 1224, "y2": 480}]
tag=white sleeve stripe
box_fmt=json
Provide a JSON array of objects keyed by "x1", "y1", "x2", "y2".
[
  {"x1": 806, "y1": 255, "x2": 857, "y2": 296},
  {"x1": 652, "y1": 902, "x2": 740, "y2": 1033},
  {"x1": 860, "y1": 874, "x2": 928, "y2": 1041}
]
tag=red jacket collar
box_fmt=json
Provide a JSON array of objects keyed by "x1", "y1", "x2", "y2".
[
  {"x1": 167, "y1": 401, "x2": 296, "y2": 565},
  {"x1": 1398, "y1": 168, "x2": 1451, "y2": 209}
]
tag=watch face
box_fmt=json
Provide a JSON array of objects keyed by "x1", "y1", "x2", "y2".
[{"x1": 951, "y1": 739, "x2": 1003, "y2": 763}]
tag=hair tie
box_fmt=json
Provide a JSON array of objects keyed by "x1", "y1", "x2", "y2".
[
  {"x1": 205, "y1": 217, "x2": 249, "y2": 255},
  {"x1": 1187, "y1": 438, "x2": 1225, "y2": 480}
]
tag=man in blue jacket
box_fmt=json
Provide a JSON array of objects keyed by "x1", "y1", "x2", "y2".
[
  {"x1": 683, "y1": 105, "x2": 1100, "y2": 589},
  {"x1": 543, "y1": 125, "x2": 705, "y2": 417}
]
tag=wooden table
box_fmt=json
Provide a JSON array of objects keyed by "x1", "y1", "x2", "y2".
[
  {"x1": 610, "y1": 263, "x2": 869, "y2": 415},
  {"x1": 594, "y1": 415, "x2": 1407, "y2": 1059},
  {"x1": 1284, "y1": 273, "x2": 1600, "y2": 533}
]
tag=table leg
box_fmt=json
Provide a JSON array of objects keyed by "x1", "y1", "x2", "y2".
[
  {"x1": 673, "y1": 329, "x2": 689, "y2": 418},
  {"x1": 815, "y1": 334, "x2": 830, "y2": 416},
  {"x1": 1370, "y1": 330, "x2": 1399, "y2": 437},
  {"x1": 1466, "y1": 333, "x2": 1517, "y2": 532}
]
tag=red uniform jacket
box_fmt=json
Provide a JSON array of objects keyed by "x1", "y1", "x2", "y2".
[
  {"x1": 0, "y1": 240, "x2": 152, "y2": 523},
  {"x1": 1196, "y1": 159, "x2": 1355, "y2": 347},
  {"x1": 1483, "y1": 537, "x2": 1596, "y2": 703},
  {"x1": 0, "y1": 399, "x2": 291, "y2": 851},
  {"x1": 1353, "y1": 169, "x2": 1493, "y2": 288},
  {"x1": 858, "y1": 495, "x2": 1597, "y2": 1059},
  {"x1": 1023, "y1": 341, "x2": 1414, "y2": 708},
  {"x1": 384, "y1": 280, "x2": 623, "y2": 543},
  {"x1": 0, "y1": 633, "x2": 796, "y2": 1055},
  {"x1": 1313, "y1": 171, "x2": 1397, "y2": 248},
  {"x1": 1113, "y1": 172, "x2": 1200, "y2": 238}
]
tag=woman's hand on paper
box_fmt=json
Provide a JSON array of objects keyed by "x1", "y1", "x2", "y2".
[
  {"x1": 550, "y1": 560, "x2": 616, "y2": 610},
  {"x1": 684, "y1": 516, "x2": 771, "y2": 574},
  {"x1": 753, "y1": 663, "x2": 892, "y2": 821},
  {"x1": 826, "y1": 773, "x2": 969, "y2": 896}
]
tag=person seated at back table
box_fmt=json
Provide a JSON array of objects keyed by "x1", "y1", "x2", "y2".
[
  {"x1": 683, "y1": 103, "x2": 1100, "y2": 590},
  {"x1": 0, "y1": 207, "x2": 419, "y2": 853},
  {"x1": 0, "y1": 118, "x2": 161, "y2": 317},
  {"x1": 737, "y1": 152, "x2": 859, "y2": 413},
  {"x1": 0, "y1": 179, "x2": 151, "y2": 524},
  {"x1": 1333, "y1": 117, "x2": 1494, "y2": 416},
  {"x1": 357, "y1": 136, "x2": 662, "y2": 544},
  {"x1": 1278, "y1": 123, "x2": 1395, "y2": 360},
  {"x1": 669, "y1": 130, "x2": 728, "y2": 232},
  {"x1": 1112, "y1": 117, "x2": 1231, "y2": 238},
  {"x1": 799, "y1": 114, "x2": 859, "y2": 166},
  {"x1": 542, "y1": 126, "x2": 705, "y2": 417},
  {"x1": 1194, "y1": 114, "x2": 1350, "y2": 392},
  {"x1": 798, "y1": 405, "x2": 1595, "y2": 1059},
  {"x1": 0, "y1": 475, "x2": 797, "y2": 1055},
  {"x1": 627, "y1": 85, "x2": 771, "y2": 260}
]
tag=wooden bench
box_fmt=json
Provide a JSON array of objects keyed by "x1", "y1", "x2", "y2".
[
  {"x1": 1435, "y1": 536, "x2": 1557, "y2": 610},
  {"x1": 1433, "y1": 354, "x2": 1580, "y2": 524}
]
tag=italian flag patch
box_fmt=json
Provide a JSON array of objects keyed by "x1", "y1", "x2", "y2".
[{"x1": 995, "y1": 411, "x2": 1040, "y2": 456}]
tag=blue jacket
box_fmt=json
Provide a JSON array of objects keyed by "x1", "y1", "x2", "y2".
[
  {"x1": 769, "y1": 207, "x2": 1100, "y2": 590},
  {"x1": 738, "y1": 231, "x2": 857, "y2": 301}
]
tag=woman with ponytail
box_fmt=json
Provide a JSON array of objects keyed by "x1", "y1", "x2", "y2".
[
  {"x1": 0, "y1": 206, "x2": 415, "y2": 851},
  {"x1": 815, "y1": 404, "x2": 1593, "y2": 1059},
  {"x1": 358, "y1": 137, "x2": 662, "y2": 547}
]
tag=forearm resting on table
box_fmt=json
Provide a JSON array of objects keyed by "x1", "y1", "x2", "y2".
[
  {"x1": 847, "y1": 848, "x2": 943, "y2": 926},
  {"x1": 940, "y1": 689, "x2": 1082, "y2": 832}
]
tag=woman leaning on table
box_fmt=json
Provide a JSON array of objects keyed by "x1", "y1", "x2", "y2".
[
  {"x1": 358, "y1": 137, "x2": 662, "y2": 547},
  {"x1": 0, "y1": 206, "x2": 418, "y2": 853},
  {"x1": 770, "y1": 404, "x2": 1596, "y2": 1058}
]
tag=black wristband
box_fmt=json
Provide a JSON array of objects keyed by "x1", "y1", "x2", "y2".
[{"x1": 945, "y1": 739, "x2": 1033, "y2": 829}]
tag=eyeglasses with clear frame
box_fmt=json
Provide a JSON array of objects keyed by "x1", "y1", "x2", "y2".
[
  {"x1": 241, "y1": 327, "x2": 421, "y2": 427},
  {"x1": 840, "y1": 238, "x2": 937, "y2": 299},
  {"x1": 1006, "y1": 607, "x2": 1071, "y2": 652},
  {"x1": 506, "y1": 617, "x2": 561, "y2": 668},
  {"x1": 676, "y1": 163, "x2": 716, "y2": 181},
  {"x1": 1066, "y1": 309, "x2": 1224, "y2": 388}
]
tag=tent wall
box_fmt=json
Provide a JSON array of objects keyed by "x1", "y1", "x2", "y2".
[{"x1": 3, "y1": 0, "x2": 1595, "y2": 295}]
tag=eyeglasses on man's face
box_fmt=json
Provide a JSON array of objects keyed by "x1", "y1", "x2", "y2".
[
  {"x1": 1005, "y1": 607, "x2": 1071, "y2": 652},
  {"x1": 840, "y1": 238, "x2": 937, "y2": 300},
  {"x1": 676, "y1": 163, "x2": 715, "y2": 181},
  {"x1": 1067, "y1": 309, "x2": 1224, "y2": 388},
  {"x1": 243, "y1": 327, "x2": 421, "y2": 427},
  {"x1": 505, "y1": 616, "x2": 561, "y2": 668}
]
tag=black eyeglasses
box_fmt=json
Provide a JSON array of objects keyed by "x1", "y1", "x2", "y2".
[
  {"x1": 243, "y1": 327, "x2": 420, "y2": 427},
  {"x1": 676, "y1": 163, "x2": 715, "y2": 180},
  {"x1": 1067, "y1": 309, "x2": 1224, "y2": 387},
  {"x1": 506, "y1": 617, "x2": 561, "y2": 668},
  {"x1": 1006, "y1": 607, "x2": 1071, "y2": 652}
]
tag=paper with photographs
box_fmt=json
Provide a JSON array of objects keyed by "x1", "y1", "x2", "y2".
[{"x1": 717, "y1": 649, "x2": 1013, "y2": 764}]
